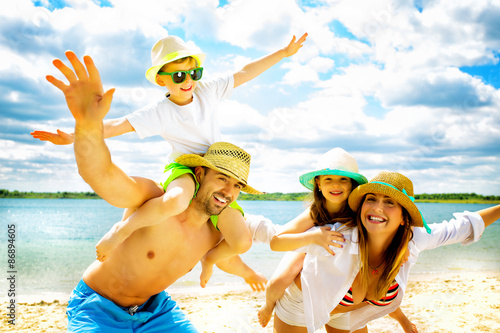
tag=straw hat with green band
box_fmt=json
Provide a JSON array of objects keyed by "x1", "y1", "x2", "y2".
[
  {"x1": 348, "y1": 171, "x2": 431, "y2": 233},
  {"x1": 145, "y1": 36, "x2": 206, "y2": 86},
  {"x1": 299, "y1": 147, "x2": 368, "y2": 191},
  {"x1": 175, "y1": 142, "x2": 262, "y2": 195}
]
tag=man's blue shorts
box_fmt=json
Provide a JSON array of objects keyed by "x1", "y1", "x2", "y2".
[{"x1": 66, "y1": 280, "x2": 198, "y2": 332}]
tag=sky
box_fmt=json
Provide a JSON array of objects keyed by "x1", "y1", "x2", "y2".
[{"x1": 1, "y1": 0, "x2": 499, "y2": 196}]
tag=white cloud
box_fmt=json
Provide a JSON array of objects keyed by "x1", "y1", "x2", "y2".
[
  {"x1": 1, "y1": 0, "x2": 499, "y2": 196},
  {"x1": 217, "y1": 0, "x2": 304, "y2": 50},
  {"x1": 282, "y1": 56, "x2": 335, "y2": 85},
  {"x1": 377, "y1": 67, "x2": 497, "y2": 108}
]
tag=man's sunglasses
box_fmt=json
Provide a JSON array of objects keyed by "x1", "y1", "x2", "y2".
[{"x1": 157, "y1": 67, "x2": 204, "y2": 84}]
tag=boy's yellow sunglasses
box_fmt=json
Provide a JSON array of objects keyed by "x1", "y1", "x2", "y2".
[{"x1": 157, "y1": 67, "x2": 204, "y2": 84}]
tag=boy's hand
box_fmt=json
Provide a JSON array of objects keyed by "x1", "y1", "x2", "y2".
[
  {"x1": 46, "y1": 51, "x2": 115, "y2": 127},
  {"x1": 30, "y1": 129, "x2": 74, "y2": 145},
  {"x1": 283, "y1": 32, "x2": 308, "y2": 57}
]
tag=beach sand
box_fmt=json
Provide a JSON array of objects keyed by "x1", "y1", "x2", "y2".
[{"x1": 1, "y1": 271, "x2": 498, "y2": 332}]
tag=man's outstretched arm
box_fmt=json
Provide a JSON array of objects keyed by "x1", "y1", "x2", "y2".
[{"x1": 47, "y1": 51, "x2": 162, "y2": 208}]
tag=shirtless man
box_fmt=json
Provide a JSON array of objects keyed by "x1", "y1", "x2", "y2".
[{"x1": 46, "y1": 53, "x2": 265, "y2": 331}]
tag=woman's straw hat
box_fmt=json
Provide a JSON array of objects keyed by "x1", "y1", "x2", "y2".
[
  {"x1": 348, "y1": 171, "x2": 429, "y2": 231},
  {"x1": 145, "y1": 36, "x2": 206, "y2": 86},
  {"x1": 299, "y1": 147, "x2": 368, "y2": 191},
  {"x1": 175, "y1": 142, "x2": 262, "y2": 195}
]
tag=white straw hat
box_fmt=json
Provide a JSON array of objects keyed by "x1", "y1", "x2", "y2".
[
  {"x1": 299, "y1": 147, "x2": 368, "y2": 191},
  {"x1": 348, "y1": 171, "x2": 430, "y2": 232},
  {"x1": 145, "y1": 36, "x2": 206, "y2": 86}
]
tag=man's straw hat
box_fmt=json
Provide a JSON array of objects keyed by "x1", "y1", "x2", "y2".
[
  {"x1": 175, "y1": 142, "x2": 262, "y2": 195},
  {"x1": 299, "y1": 147, "x2": 368, "y2": 191},
  {"x1": 145, "y1": 36, "x2": 206, "y2": 86},
  {"x1": 348, "y1": 171, "x2": 430, "y2": 232}
]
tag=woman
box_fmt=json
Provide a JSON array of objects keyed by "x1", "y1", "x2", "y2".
[{"x1": 273, "y1": 171, "x2": 500, "y2": 332}]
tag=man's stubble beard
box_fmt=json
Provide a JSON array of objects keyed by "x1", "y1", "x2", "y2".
[{"x1": 200, "y1": 191, "x2": 232, "y2": 217}]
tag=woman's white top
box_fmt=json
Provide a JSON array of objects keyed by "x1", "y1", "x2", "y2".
[{"x1": 298, "y1": 211, "x2": 485, "y2": 332}]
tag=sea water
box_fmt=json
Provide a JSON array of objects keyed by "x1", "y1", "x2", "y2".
[{"x1": 0, "y1": 199, "x2": 498, "y2": 298}]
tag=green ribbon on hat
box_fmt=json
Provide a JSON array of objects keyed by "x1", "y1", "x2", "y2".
[{"x1": 370, "y1": 181, "x2": 431, "y2": 234}]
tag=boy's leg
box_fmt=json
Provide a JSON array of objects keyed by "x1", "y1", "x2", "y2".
[
  {"x1": 199, "y1": 207, "x2": 252, "y2": 287},
  {"x1": 258, "y1": 252, "x2": 305, "y2": 327}
]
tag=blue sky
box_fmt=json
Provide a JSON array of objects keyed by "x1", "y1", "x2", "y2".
[{"x1": 1, "y1": 0, "x2": 499, "y2": 195}]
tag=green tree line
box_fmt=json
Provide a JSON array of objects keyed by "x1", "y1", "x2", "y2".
[
  {"x1": 0, "y1": 189, "x2": 99, "y2": 199},
  {"x1": 1, "y1": 189, "x2": 499, "y2": 203},
  {"x1": 414, "y1": 192, "x2": 500, "y2": 202}
]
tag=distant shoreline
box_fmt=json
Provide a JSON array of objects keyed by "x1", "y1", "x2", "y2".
[{"x1": 1, "y1": 190, "x2": 500, "y2": 204}]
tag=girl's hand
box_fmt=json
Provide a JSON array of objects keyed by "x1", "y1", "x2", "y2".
[{"x1": 312, "y1": 226, "x2": 345, "y2": 255}]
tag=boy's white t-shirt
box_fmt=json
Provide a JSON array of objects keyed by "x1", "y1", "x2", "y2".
[{"x1": 126, "y1": 74, "x2": 234, "y2": 162}]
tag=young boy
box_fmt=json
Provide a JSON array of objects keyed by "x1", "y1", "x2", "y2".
[{"x1": 32, "y1": 33, "x2": 308, "y2": 287}]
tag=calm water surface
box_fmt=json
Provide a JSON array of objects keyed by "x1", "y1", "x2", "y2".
[{"x1": 0, "y1": 199, "x2": 498, "y2": 297}]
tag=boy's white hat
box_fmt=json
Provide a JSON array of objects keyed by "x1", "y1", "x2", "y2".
[{"x1": 145, "y1": 36, "x2": 206, "y2": 86}]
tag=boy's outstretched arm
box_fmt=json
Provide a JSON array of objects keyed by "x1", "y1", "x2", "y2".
[
  {"x1": 30, "y1": 129, "x2": 74, "y2": 145},
  {"x1": 31, "y1": 117, "x2": 135, "y2": 145},
  {"x1": 233, "y1": 32, "x2": 308, "y2": 88},
  {"x1": 47, "y1": 51, "x2": 161, "y2": 208}
]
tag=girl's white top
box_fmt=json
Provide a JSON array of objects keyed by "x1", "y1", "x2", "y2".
[{"x1": 298, "y1": 211, "x2": 485, "y2": 332}]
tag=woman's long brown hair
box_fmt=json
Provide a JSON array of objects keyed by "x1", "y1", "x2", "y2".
[{"x1": 341, "y1": 195, "x2": 414, "y2": 299}]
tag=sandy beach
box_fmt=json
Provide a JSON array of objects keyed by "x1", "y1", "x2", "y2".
[{"x1": 1, "y1": 271, "x2": 498, "y2": 333}]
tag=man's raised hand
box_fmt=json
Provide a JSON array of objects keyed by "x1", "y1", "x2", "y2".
[{"x1": 46, "y1": 51, "x2": 115, "y2": 127}]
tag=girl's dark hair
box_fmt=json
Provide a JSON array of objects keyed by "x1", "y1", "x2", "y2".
[{"x1": 309, "y1": 177, "x2": 359, "y2": 226}]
